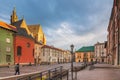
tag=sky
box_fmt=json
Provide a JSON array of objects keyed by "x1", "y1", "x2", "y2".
[{"x1": 0, "y1": 0, "x2": 113, "y2": 50}]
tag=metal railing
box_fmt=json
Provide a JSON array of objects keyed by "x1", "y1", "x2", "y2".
[{"x1": 0, "y1": 66, "x2": 69, "y2": 80}]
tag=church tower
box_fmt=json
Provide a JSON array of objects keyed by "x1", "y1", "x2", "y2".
[{"x1": 10, "y1": 7, "x2": 18, "y2": 24}]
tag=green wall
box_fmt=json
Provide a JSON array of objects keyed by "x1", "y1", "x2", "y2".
[{"x1": 0, "y1": 27, "x2": 14, "y2": 66}]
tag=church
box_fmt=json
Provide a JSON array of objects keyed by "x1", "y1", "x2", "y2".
[{"x1": 11, "y1": 8, "x2": 46, "y2": 65}]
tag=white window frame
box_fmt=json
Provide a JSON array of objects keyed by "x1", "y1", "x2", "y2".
[
  {"x1": 6, "y1": 47, "x2": 11, "y2": 52},
  {"x1": 6, "y1": 38, "x2": 11, "y2": 43}
]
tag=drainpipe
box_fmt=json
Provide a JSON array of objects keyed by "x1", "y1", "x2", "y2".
[{"x1": 117, "y1": 6, "x2": 119, "y2": 65}]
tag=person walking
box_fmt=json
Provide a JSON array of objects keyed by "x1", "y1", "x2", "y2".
[{"x1": 15, "y1": 63, "x2": 20, "y2": 75}]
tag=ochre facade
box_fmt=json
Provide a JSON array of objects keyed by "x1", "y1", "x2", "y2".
[{"x1": 75, "y1": 52, "x2": 94, "y2": 62}]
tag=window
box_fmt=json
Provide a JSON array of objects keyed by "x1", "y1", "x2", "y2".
[
  {"x1": 33, "y1": 49, "x2": 34, "y2": 57},
  {"x1": 43, "y1": 48, "x2": 45, "y2": 56},
  {"x1": 35, "y1": 46, "x2": 37, "y2": 50},
  {"x1": 6, "y1": 38, "x2": 10, "y2": 43},
  {"x1": 6, "y1": 47, "x2": 11, "y2": 52},
  {"x1": 27, "y1": 43, "x2": 30, "y2": 48},
  {"x1": 17, "y1": 46, "x2": 22, "y2": 56},
  {"x1": 6, "y1": 55, "x2": 11, "y2": 62}
]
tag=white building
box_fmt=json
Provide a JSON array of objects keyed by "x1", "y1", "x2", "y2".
[
  {"x1": 94, "y1": 42, "x2": 107, "y2": 63},
  {"x1": 41, "y1": 45, "x2": 71, "y2": 64}
]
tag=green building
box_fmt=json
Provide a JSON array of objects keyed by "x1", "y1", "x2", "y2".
[
  {"x1": 75, "y1": 46, "x2": 95, "y2": 62},
  {"x1": 0, "y1": 21, "x2": 16, "y2": 66}
]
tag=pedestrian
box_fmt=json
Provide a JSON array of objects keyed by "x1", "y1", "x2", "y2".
[{"x1": 14, "y1": 63, "x2": 20, "y2": 75}]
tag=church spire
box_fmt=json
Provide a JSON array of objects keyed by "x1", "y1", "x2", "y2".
[{"x1": 10, "y1": 7, "x2": 18, "y2": 24}]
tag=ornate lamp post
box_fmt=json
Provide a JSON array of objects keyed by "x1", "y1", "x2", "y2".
[
  {"x1": 70, "y1": 44, "x2": 74, "y2": 80},
  {"x1": 49, "y1": 56, "x2": 51, "y2": 65}
]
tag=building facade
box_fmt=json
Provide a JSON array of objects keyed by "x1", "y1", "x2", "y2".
[
  {"x1": 63, "y1": 50, "x2": 71, "y2": 63},
  {"x1": 34, "y1": 42, "x2": 43, "y2": 64},
  {"x1": 41, "y1": 45, "x2": 65, "y2": 64},
  {"x1": 0, "y1": 21, "x2": 16, "y2": 66},
  {"x1": 107, "y1": 0, "x2": 120, "y2": 65},
  {"x1": 94, "y1": 42, "x2": 107, "y2": 63},
  {"x1": 75, "y1": 46, "x2": 95, "y2": 63},
  {"x1": 41, "y1": 45, "x2": 71, "y2": 64},
  {"x1": 11, "y1": 8, "x2": 35, "y2": 64}
]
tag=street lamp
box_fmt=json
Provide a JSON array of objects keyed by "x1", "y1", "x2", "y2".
[
  {"x1": 70, "y1": 44, "x2": 74, "y2": 80},
  {"x1": 49, "y1": 56, "x2": 51, "y2": 65}
]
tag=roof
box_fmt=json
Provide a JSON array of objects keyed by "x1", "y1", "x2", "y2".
[
  {"x1": 0, "y1": 21, "x2": 17, "y2": 32},
  {"x1": 95, "y1": 42, "x2": 104, "y2": 46},
  {"x1": 28, "y1": 24, "x2": 40, "y2": 33},
  {"x1": 76, "y1": 46, "x2": 94, "y2": 52},
  {"x1": 11, "y1": 19, "x2": 23, "y2": 28},
  {"x1": 42, "y1": 45, "x2": 63, "y2": 52},
  {"x1": 11, "y1": 19, "x2": 34, "y2": 40},
  {"x1": 16, "y1": 28, "x2": 34, "y2": 39},
  {"x1": 28, "y1": 24, "x2": 43, "y2": 34}
]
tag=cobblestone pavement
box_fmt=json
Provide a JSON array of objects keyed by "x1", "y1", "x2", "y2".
[
  {"x1": 68, "y1": 64, "x2": 120, "y2": 80},
  {"x1": 0, "y1": 62, "x2": 81, "y2": 77},
  {"x1": 1, "y1": 63, "x2": 120, "y2": 80}
]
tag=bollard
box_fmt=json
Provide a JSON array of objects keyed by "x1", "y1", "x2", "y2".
[
  {"x1": 40, "y1": 73, "x2": 42, "y2": 80},
  {"x1": 60, "y1": 66, "x2": 62, "y2": 80},
  {"x1": 67, "y1": 70, "x2": 69, "y2": 80},
  {"x1": 75, "y1": 67, "x2": 77, "y2": 80},
  {"x1": 48, "y1": 70, "x2": 51, "y2": 80},
  {"x1": 55, "y1": 68, "x2": 57, "y2": 74},
  {"x1": 28, "y1": 76, "x2": 32, "y2": 80}
]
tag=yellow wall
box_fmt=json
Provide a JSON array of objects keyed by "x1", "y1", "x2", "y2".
[
  {"x1": 75, "y1": 52, "x2": 95, "y2": 62},
  {"x1": 38, "y1": 27, "x2": 46, "y2": 45},
  {"x1": 20, "y1": 19, "x2": 32, "y2": 35}
]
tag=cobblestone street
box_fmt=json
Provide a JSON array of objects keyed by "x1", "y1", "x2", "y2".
[
  {"x1": 69, "y1": 64, "x2": 120, "y2": 80},
  {"x1": 1, "y1": 63, "x2": 120, "y2": 80}
]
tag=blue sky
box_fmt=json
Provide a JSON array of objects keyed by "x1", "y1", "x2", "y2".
[{"x1": 0, "y1": 0, "x2": 113, "y2": 50}]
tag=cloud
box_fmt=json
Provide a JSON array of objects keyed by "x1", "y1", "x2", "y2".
[
  {"x1": 0, "y1": 0, "x2": 113, "y2": 50},
  {"x1": 0, "y1": 13, "x2": 10, "y2": 23},
  {"x1": 45, "y1": 22, "x2": 98, "y2": 50}
]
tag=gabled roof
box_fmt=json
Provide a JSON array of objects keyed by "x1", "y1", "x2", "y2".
[
  {"x1": 11, "y1": 19, "x2": 23, "y2": 28},
  {"x1": 16, "y1": 28, "x2": 34, "y2": 39},
  {"x1": 11, "y1": 19, "x2": 34, "y2": 40},
  {"x1": 0, "y1": 21, "x2": 17, "y2": 32},
  {"x1": 76, "y1": 46, "x2": 94, "y2": 52},
  {"x1": 28, "y1": 24, "x2": 43, "y2": 34}
]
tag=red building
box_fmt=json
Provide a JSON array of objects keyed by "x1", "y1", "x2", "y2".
[
  {"x1": 14, "y1": 33, "x2": 34, "y2": 64},
  {"x1": 107, "y1": 0, "x2": 120, "y2": 65},
  {"x1": 11, "y1": 8, "x2": 35, "y2": 64}
]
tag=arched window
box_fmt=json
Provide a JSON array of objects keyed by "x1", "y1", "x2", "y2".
[{"x1": 17, "y1": 46, "x2": 22, "y2": 56}]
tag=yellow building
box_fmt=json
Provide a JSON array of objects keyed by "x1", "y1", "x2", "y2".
[
  {"x1": 28, "y1": 24, "x2": 46, "y2": 45},
  {"x1": 75, "y1": 46, "x2": 95, "y2": 63}
]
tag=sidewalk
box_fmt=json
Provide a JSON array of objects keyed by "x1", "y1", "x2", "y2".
[{"x1": 69, "y1": 64, "x2": 120, "y2": 80}]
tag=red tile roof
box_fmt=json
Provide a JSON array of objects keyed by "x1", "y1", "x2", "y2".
[
  {"x1": 42, "y1": 45, "x2": 64, "y2": 52},
  {"x1": 0, "y1": 21, "x2": 17, "y2": 32}
]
